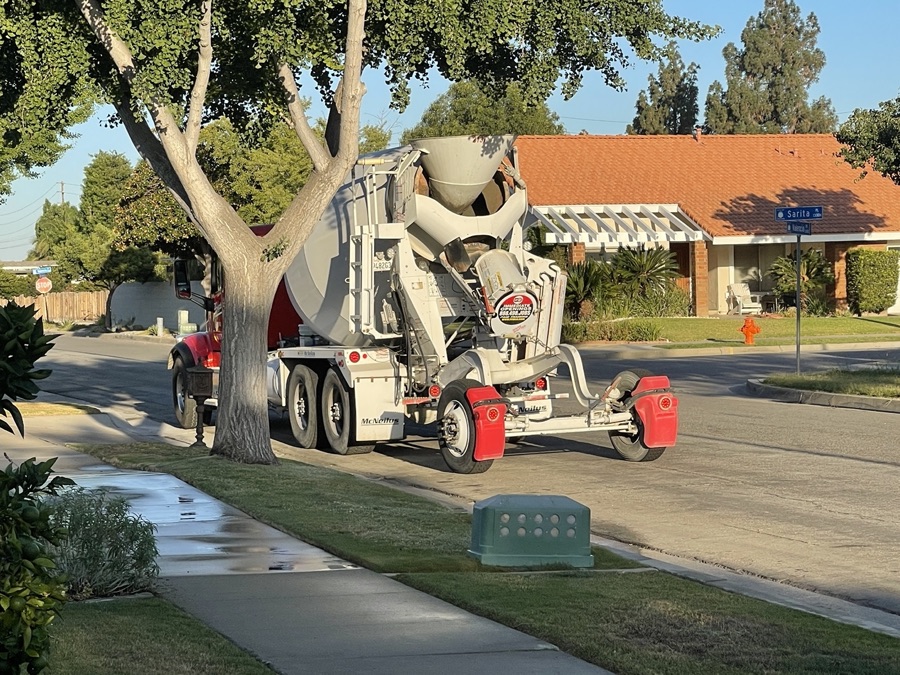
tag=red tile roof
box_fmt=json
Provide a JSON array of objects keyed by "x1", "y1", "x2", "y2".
[{"x1": 515, "y1": 134, "x2": 900, "y2": 238}]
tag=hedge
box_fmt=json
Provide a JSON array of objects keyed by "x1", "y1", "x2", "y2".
[{"x1": 846, "y1": 248, "x2": 900, "y2": 314}]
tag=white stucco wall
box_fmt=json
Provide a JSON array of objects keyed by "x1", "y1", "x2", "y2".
[{"x1": 109, "y1": 281, "x2": 207, "y2": 331}]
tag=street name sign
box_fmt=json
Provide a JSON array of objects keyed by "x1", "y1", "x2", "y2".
[
  {"x1": 787, "y1": 221, "x2": 812, "y2": 236},
  {"x1": 775, "y1": 206, "x2": 823, "y2": 222},
  {"x1": 31, "y1": 266, "x2": 52, "y2": 275}
]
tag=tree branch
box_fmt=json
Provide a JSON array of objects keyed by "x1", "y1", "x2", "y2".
[
  {"x1": 113, "y1": 98, "x2": 199, "y2": 230},
  {"x1": 334, "y1": 0, "x2": 367, "y2": 164},
  {"x1": 278, "y1": 64, "x2": 330, "y2": 172},
  {"x1": 78, "y1": 0, "x2": 138, "y2": 83},
  {"x1": 185, "y1": 0, "x2": 213, "y2": 153}
]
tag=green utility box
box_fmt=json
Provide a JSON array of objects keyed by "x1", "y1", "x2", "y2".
[{"x1": 469, "y1": 494, "x2": 593, "y2": 567}]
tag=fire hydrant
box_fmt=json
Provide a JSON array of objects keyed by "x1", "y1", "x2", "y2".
[{"x1": 740, "y1": 317, "x2": 760, "y2": 345}]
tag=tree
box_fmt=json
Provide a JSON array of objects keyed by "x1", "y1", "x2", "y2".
[
  {"x1": 79, "y1": 151, "x2": 133, "y2": 233},
  {"x1": 703, "y1": 0, "x2": 836, "y2": 134},
  {"x1": 29, "y1": 202, "x2": 81, "y2": 259},
  {"x1": 627, "y1": 43, "x2": 699, "y2": 135},
  {"x1": 836, "y1": 97, "x2": 900, "y2": 184},
  {"x1": 2, "y1": 0, "x2": 717, "y2": 465},
  {"x1": 401, "y1": 81, "x2": 565, "y2": 143}
]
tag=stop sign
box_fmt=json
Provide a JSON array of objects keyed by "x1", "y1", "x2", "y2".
[{"x1": 35, "y1": 276, "x2": 52, "y2": 294}]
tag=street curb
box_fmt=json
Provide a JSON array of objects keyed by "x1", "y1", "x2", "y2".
[
  {"x1": 100, "y1": 331, "x2": 177, "y2": 345},
  {"x1": 746, "y1": 379, "x2": 900, "y2": 413}
]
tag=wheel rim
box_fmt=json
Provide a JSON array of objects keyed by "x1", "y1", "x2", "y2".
[
  {"x1": 292, "y1": 381, "x2": 309, "y2": 432},
  {"x1": 441, "y1": 401, "x2": 471, "y2": 458},
  {"x1": 325, "y1": 383, "x2": 344, "y2": 438},
  {"x1": 176, "y1": 370, "x2": 187, "y2": 413}
]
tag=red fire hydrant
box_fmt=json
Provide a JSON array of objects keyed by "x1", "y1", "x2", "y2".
[{"x1": 740, "y1": 317, "x2": 760, "y2": 345}]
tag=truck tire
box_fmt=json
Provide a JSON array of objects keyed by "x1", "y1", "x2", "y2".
[
  {"x1": 608, "y1": 369, "x2": 665, "y2": 462},
  {"x1": 320, "y1": 368, "x2": 373, "y2": 456},
  {"x1": 437, "y1": 379, "x2": 493, "y2": 474},
  {"x1": 172, "y1": 358, "x2": 198, "y2": 430},
  {"x1": 288, "y1": 364, "x2": 320, "y2": 449}
]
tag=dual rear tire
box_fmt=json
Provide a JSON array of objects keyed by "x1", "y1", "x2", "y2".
[{"x1": 287, "y1": 365, "x2": 373, "y2": 456}]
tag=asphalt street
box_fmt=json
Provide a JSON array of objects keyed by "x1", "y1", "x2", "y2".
[{"x1": 40, "y1": 333, "x2": 900, "y2": 616}]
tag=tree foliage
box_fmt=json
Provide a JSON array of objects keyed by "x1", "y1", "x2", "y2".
[
  {"x1": 703, "y1": 0, "x2": 836, "y2": 134},
  {"x1": 401, "y1": 81, "x2": 565, "y2": 143},
  {"x1": 627, "y1": 43, "x2": 699, "y2": 135},
  {"x1": 0, "y1": 0, "x2": 717, "y2": 464},
  {"x1": 836, "y1": 97, "x2": 900, "y2": 184},
  {"x1": 29, "y1": 202, "x2": 80, "y2": 260}
]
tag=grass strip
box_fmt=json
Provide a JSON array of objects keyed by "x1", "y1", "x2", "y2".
[
  {"x1": 76, "y1": 442, "x2": 900, "y2": 673},
  {"x1": 398, "y1": 571, "x2": 900, "y2": 675},
  {"x1": 51, "y1": 597, "x2": 274, "y2": 674},
  {"x1": 78, "y1": 442, "x2": 635, "y2": 574},
  {"x1": 764, "y1": 367, "x2": 900, "y2": 398},
  {"x1": 18, "y1": 402, "x2": 98, "y2": 416}
]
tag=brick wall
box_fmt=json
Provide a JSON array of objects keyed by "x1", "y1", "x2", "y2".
[
  {"x1": 690, "y1": 241, "x2": 709, "y2": 316},
  {"x1": 567, "y1": 243, "x2": 585, "y2": 266}
]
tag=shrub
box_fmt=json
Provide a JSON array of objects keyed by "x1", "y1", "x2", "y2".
[
  {"x1": 565, "y1": 260, "x2": 605, "y2": 320},
  {"x1": 630, "y1": 282, "x2": 691, "y2": 317},
  {"x1": 846, "y1": 248, "x2": 900, "y2": 314},
  {"x1": 561, "y1": 318, "x2": 660, "y2": 343},
  {"x1": 48, "y1": 489, "x2": 159, "y2": 600},
  {"x1": 608, "y1": 246, "x2": 678, "y2": 298},
  {"x1": 768, "y1": 248, "x2": 834, "y2": 311},
  {"x1": 1, "y1": 458, "x2": 74, "y2": 673}
]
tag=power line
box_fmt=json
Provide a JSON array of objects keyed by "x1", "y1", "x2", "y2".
[
  {"x1": 0, "y1": 185, "x2": 57, "y2": 216},
  {"x1": 0, "y1": 221, "x2": 41, "y2": 241},
  {"x1": 0, "y1": 204, "x2": 45, "y2": 226}
]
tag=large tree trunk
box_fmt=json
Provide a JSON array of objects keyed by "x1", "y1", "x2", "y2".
[
  {"x1": 104, "y1": 282, "x2": 119, "y2": 332},
  {"x1": 211, "y1": 252, "x2": 283, "y2": 464}
]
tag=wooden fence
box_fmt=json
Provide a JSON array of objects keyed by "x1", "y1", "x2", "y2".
[{"x1": 0, "y1": 291, "x2": 108, "y2": 324}]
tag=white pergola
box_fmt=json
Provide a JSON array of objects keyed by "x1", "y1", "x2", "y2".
[{"x1": 531, "y1": 203, "x2": 708, "y2": 247}]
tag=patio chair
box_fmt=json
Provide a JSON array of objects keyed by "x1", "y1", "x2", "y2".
[{"x1": 727, "y1": 283, "x2": 764, "y2": 315}]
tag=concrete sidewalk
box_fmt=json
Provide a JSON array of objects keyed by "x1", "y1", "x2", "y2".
[{"x1": 8, "y1": 408, "x2": 608, "y2": 675}]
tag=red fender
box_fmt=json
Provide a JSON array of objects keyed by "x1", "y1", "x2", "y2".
[
  {"x1": 631, "y1": 376, "x2": 678, "y2": 448},
  {"x1": 176, "y1": 331, "x2": 221, "y2": 368},
  {"x1": 465, "y1": 386, "x2": 507, "y2": 461}
]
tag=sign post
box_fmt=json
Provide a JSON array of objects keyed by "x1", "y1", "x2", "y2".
[{"x1": 775, "y1": 208, "x2": 822, "y2": 374}]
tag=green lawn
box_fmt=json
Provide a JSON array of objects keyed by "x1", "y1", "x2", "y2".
[
  {"x1": 764, "y1": 367, "x2": 900, "y2": 398},
  {"x1": 50, "y1": 597, "x2": 274, "y2": 674},
  {"x1": 653, "y1": 316, "x2": 900, "y2": 345},
  {"x1": 68, "y1": 441, "x2": 900, "y2": 675}
]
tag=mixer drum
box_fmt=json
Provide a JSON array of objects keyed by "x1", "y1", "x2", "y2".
[{"x1": 282, "y1": 136, "x2": 519, "y2": 347}]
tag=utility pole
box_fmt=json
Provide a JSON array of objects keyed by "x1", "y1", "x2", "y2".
[{"x1": 60, "y1": 181, "x2": 65, "y2": 204}]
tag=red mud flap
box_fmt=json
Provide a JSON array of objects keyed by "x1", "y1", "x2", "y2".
[
  {"x1": 465, "y1": 386, "x2": 508, "y2": 461},
  {"x1": 631, "y1": 376, "x2": 678, "y2": 448}
]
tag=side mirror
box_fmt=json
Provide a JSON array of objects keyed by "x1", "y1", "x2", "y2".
[{"x1": 173, "y1": 259, "x2": 192, "y2": 299}]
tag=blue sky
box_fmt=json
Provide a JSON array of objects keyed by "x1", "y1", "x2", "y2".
[{"x1": 2, "y1": 0, "x2": 898, "y2": 260}]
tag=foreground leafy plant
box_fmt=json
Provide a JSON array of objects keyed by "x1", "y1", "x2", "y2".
[
  {"x1": 0, "y1": 457, "x2": 74, "y2": 673},
  {"x1": 0, "y1": 303, "x2": 55, "y2": 437}
]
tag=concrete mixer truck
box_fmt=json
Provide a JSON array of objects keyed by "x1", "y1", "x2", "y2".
[{"x1": 168, "y1": 135, "x2": 678, "y2": 473}]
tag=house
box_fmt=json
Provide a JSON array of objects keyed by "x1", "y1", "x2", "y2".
[{"x1": 514, "y1": 134, "x2": 900, "y2": 315}]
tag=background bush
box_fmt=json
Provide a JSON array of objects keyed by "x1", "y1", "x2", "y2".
[
  {"x1": 768, "y1": 248, "x2": 834, "y2": 312},
  {"x1": 48, "y1": 489, "x2": 159, "y2": 600},
  {"x1": 562, "y1": 318, "x2": 661, "y2": 343},
  {"x1": 846, "y1": 248, "x2": 900, "y2": 314}
]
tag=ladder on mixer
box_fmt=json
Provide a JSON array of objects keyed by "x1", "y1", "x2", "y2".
[{"x1": 348, "y1": 151, "x2": 419, "y2": 339}]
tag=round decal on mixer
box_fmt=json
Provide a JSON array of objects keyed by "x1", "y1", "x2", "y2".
[{"x1": 496, "y1": 292, "x2": 535, "y2": 326}]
